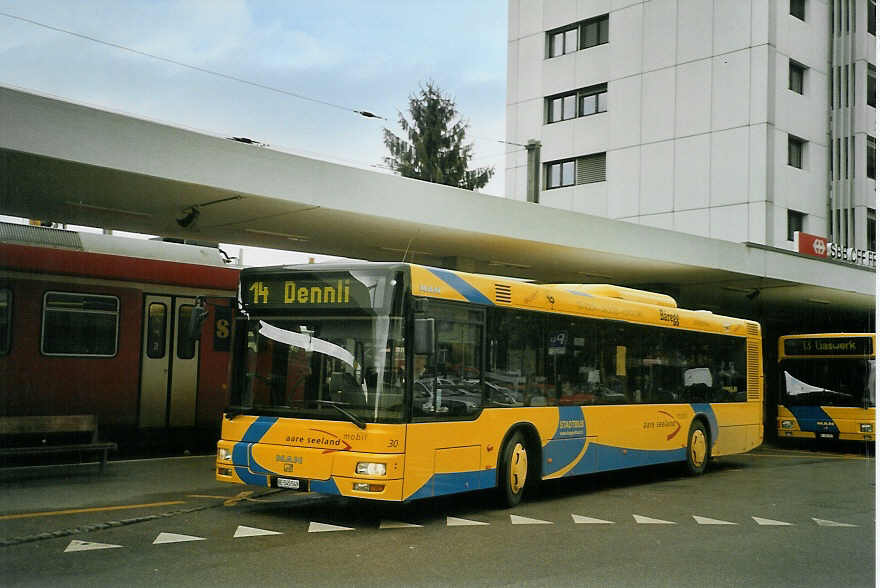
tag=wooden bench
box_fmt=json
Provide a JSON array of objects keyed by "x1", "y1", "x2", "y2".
[{"x1": 0, "y1": 415, "x2": 117, "y2": 471}]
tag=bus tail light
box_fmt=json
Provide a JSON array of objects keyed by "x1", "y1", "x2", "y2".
[{"x1": 860, "y1": 423, "x2": 873, "y2": 433}]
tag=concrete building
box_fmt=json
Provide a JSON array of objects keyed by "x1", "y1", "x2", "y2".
[{"x1": 506, "y1": 0, "x2": 876, "y2": 251}]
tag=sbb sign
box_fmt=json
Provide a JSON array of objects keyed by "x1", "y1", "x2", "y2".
[{"x1": 795, "y1": 232, "x2": 876, "y2": 268}]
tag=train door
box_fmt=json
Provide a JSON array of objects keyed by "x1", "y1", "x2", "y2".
[{"x1": 139, "y1": 295, "x2": 200, "y2": 428}]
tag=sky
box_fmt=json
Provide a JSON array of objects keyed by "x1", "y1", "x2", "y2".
[{"x1": 0, "y1": 1, "x2": 510, "y2": 265}]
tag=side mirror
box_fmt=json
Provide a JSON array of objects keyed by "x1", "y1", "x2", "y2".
[
  {"x1": 185, "y1": 298, "x2": 209, "y2": 342},
  {"x1": 413, "y1": 318, "x2": 435, "y2": 355}
]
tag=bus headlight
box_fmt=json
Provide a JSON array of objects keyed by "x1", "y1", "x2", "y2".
[
  {"x1": 781, "y1": 420, "x2": 794, "y2": 429},
  {"x1": 860, "y1": 423, "x2": 873, "y2": 433},
  {"x1": 356, "y1": 462, "x2": 386, "y2": 476},
  {"x1": 218, "y1": 448, "x2": 233, "y2": 461}
]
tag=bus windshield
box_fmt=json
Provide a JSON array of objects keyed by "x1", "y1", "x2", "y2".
[
  {"x1": 229, "y1": 267, "x2": 406, "y2": 423},
  {"x1": 780, "y1": 358, "x2": 875, "y2": 408}
]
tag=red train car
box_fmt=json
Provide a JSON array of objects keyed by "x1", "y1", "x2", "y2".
[{"x1": 0, "y1": 222, "x2": 239, "y2": 453}]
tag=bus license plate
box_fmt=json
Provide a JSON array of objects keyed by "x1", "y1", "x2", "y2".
[
  {"x1": 819, "y1": 433, "x2": 834, "y2": 439},
  {"x1": 277, "y1": 477, "x2": 305, "y2": 490}
]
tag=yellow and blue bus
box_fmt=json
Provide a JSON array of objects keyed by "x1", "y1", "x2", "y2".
[
  {"x1": 777, "y1": 333, "x2": 875, "y2": 443},
  {"x1": 216, "y1": 263, "x2": 763, "y2": 506}
]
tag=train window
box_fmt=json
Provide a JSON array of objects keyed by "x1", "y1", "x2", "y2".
[
  {"x1": 41, "y1": 292, "x2": 119, "y2": 357},
  {"x1": 177, "y1": 304, "x2": 196, "y2": 360},
  {"x1": 146, "y1": 303, "x2": 167, "y2": 359},
  {"x1": 0, "y1": 289, "x2": 10, "y2": 355}
]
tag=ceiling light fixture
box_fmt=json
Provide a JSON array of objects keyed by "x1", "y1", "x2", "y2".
[
  {"x1": 379, "y1": 246, "x2": 433, "y2": 256},
  {"x1": 807, "y1": 298, "x2": 832, "y2": 305},
  {"x1": 244, "y1": 228, "x2": 309, "y2": 241},
  {"x1": 488, "y1": 260, "x2": 532, "y2": 269},
  {"x1": 576, "y1": 271, "x2": 613, "y2": 280},
  {"x1": 65, "y1": 200, "x2": 152, "y2": 217}
]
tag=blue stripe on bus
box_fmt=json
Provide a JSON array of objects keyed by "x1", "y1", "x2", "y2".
[
  {"x1": 690, "y1": 403, "x2": 719, "y2": 449},
  {"x1": 427, "y1": 268, "x2": 494, "y2": 305},
  {"x1": 543, "y1": 442, "x2": 686, "y2": 478},
  {"x1": 310, "y1": 478, "x2": 342, "y2": 495},
  {"x1": 552, "y1": 406, "x2": 587, "y2": 438},
  {"x1": 241, "y1": 416, "x2": 278, "y2": 443},
  {"x1": 232, "y1": 441, "x2": 274, "y2": 485},
  {"x1": 789, "y1": 405, "x2": 839, "y2": 433},
  {"x1": 590, "y1": 443, "x2": 687, "y2": 473},
  {"x1": 406, "y1": 469, "x2": 497, "y2": 501},
  {"x1": 543, "y1": 437, "x2": 588, "y2": 477},
  {"x1": 234, "y1": 464, "x2": 270, "y2": 486}
]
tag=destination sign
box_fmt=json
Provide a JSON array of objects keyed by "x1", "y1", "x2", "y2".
[
  {"x1": 241, "y1": 273, "x2": 371, "y2": 309},
  {"x1": 783, "y1": 336, "x2": 873, "y2": 357}
]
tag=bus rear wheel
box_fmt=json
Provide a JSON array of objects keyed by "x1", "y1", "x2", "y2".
[
  {"x1": 498, "y1": 431, "x2": 529, "y2": 507},
  {"x1": 685, "y1": 420, "x2": 709, "y2": 476}
]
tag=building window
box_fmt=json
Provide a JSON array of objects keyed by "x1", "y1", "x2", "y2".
[
  {"x1": 789, "y1": 61, "x2": 806, "y2": 94},
  {"x1": 787, "y1": 210, "x2": 805, "y2": 241},
  {"x1": 790, "y1": 0, "x2": 805, "y2": 20},
  {"x1": 545, "y1": 153, "x2": 606, "y2": 189},
  {"x1": 547, "y1": 15, "x2": 608, "y2": 58},
  {"x1": 580, "y1": 15, "x2": 609, "y2": 49},
  {"x1": 0, "y1": 289, "x2": 10, "y2": 356},
  {"x1": 868, "y1": 136, "x2": 876, "y2": 179},
  {"x1": 788, "y1": 135, "x2": 806, "y2": 169},
  {"x1": 868, "y1": 64, "x2": 876, "y2": 107},
  {"x1": 547, "y1": 160, "x2": 576, "y2": 188},
  {"x1": 549, "y1": 27, "x2": 578, "y2": 58},
  {"x1": 546, "y1": 83, "x2": 608, "y2": 123},
  {"x1": 870, "y1": 1, "x2": 876, "y2": 35},
  {"x1": 868, "y1": 208, "x2": 876, "y2": 251},
  {"x1": 41, "y1": 292, "x2": 119, "y2": 356}
]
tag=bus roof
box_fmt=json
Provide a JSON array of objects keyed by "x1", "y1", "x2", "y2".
[{"x1": 242, "y1": 262, "x2": 759, "y2": 338}]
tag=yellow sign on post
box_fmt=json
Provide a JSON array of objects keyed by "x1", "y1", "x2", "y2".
[{"x1": 616, "y1": 346, "x2": 627, "y2": 376}]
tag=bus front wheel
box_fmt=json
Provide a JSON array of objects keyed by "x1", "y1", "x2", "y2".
[
  {"x1": 685, "y1": 420, "x2": 709, "y2": 476},
  {"x1": 498, "y1": 431, "x2": 529, "y2": 507}
]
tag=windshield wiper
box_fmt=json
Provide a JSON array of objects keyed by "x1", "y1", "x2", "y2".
[{"x1": 315, "y1": 400, "x2": 367, "y2": 429}]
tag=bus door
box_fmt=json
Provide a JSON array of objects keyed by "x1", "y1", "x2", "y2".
[{"x1": 139, "y1": 295, "x2": 200, "y2": 428}]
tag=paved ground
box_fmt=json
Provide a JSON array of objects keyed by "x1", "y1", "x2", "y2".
[{"x1": 0, "y1": 444, "x2": 875, "y2": 587}]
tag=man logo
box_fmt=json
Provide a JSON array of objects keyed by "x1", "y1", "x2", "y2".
[{"x1": 812, "y1": 239, "x2": 826, "y2": 256}]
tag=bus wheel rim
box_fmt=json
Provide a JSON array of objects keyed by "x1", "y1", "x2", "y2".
[
  {"x1": 691, "y1": 429, "x2": 707, "y2": 467},
  {"x1": 509, "y1": 443, "x2": 527, "y2": 493}
]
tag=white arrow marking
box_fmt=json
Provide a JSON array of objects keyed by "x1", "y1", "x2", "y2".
[
  {"x1": 64, "y1": 540, "x2": 123, "y2": 552},
  {"x1": 693, "y1": 516, "x2": 738, "y2": 525},
  {"x1": 153, "y1": 532, "x2": 206, "y2": 544},
  {"x1": 446, "y1": 516, "x2": 489, "y2": 527},
  {"x1": 379, "y1": 520, "x2": 423, "y2": 529},
  {"x1": 571, "y1": 514, "x2": 615, "y2": 524},
  {"x1": 308, "y1": 521, "x2": 355, "y2": 533},
  {"x1": 510, "y1": 514, "x2": 553, "y2": 525},
  {"x1": 752, "y1": 517, "x2": 793, "y2": 526},
  {"x1": 812, "y1": 518, "x2": 857, "y2": 527},
  {"x1": 633, "y1": 514, "x2": 677, "y2": 525},
  {"x1": 234, "y1": 525, "x2": 283, "y2": 538}
]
